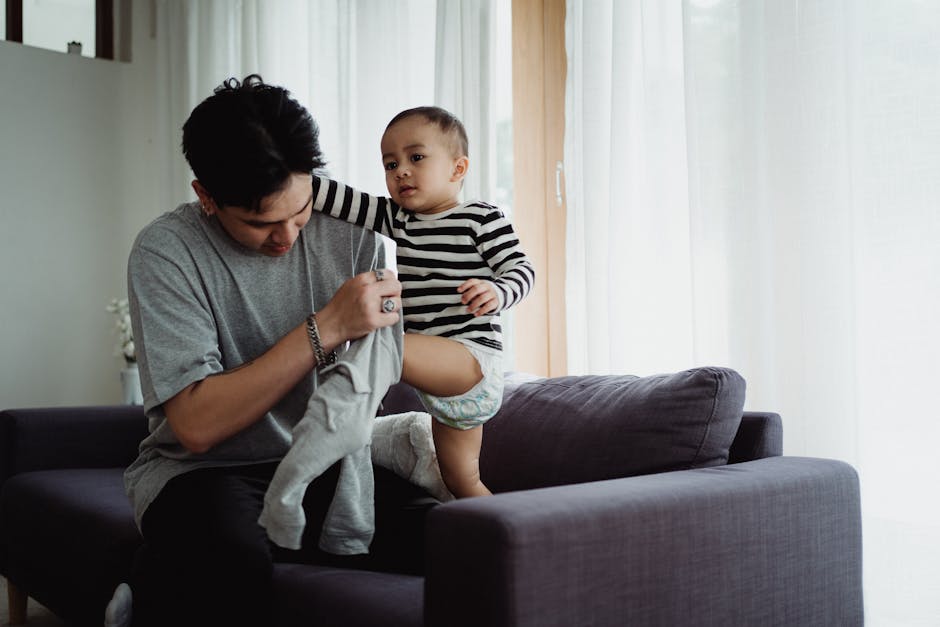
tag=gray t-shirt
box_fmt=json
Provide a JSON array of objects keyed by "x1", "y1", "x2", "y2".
[{"x1": 124, "y1": 201, "x2": 382, "y2": 528}]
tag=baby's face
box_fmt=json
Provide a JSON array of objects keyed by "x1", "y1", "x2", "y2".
[{"x1": 381, "y1": 116, "x2": 467, "y2": 214}]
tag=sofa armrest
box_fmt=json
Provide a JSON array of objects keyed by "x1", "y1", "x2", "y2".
[
  {"x1": 425, "y1": 456, "x2": 863, "y2": 627},
  {"x1": 0, "y1": 406, "x2": 147, "y2": 483}
]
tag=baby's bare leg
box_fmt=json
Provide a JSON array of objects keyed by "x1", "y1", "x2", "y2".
[
  {"x1": 402, "y1": 334, "x2": 482, "y2": 396},
  {"x1": 402, "y1": 334, "x2": 491, "y2": 498},
  {"x1": 432, "y1": 420, "x2": 492, "y2": 498}
]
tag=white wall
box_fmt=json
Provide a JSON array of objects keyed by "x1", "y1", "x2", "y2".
[{"x1": 0, "y1": 6, "x2": 163, "y2": 408}]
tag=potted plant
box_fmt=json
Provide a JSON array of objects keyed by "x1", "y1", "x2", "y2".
[{"x1": 107, "y1": 297, "x2": 142, "y2": 404}]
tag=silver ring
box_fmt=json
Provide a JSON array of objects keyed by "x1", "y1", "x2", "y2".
[
  {"x1": 374, "y1": 269, "x2": 385, "y2": 282},
  {"x1": 382, "y1": 298, "x2": 396, "y2": 313}
]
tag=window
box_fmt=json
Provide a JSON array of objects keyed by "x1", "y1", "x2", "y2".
[
  {"x1": 25, "y1": 0, "x2": 95, "y2": 56},
  {"x1": 4, "y1": 0, "x2": 114, "y2": 59}
]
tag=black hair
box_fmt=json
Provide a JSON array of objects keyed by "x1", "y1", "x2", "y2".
[
  {"x1": 181, "y1": 74, "x2": 325, "y2": 212},
  {"x1": 385, "y1": 106, "x2": 469, "y2": 158}
]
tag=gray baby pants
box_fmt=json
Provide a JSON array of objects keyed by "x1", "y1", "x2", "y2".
[{"x1": 258, "y1": 323, "x2": 403, "y2": 553}]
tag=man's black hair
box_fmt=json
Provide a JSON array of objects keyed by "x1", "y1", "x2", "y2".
[{"x1": 182, "y1": 75, "x2": 325, "y2": 212}]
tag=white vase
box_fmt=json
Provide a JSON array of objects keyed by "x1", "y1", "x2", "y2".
[{"x1": 121, "y1": 364, "x2": 144, "y2": 405}]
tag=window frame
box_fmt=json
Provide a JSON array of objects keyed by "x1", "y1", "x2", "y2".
[
  {"x1": 4, "y1": 0, "x2": 114, "y2": 60},
  {"x1": 511, "y1": 0, "x2": 568, "y2": 377}
]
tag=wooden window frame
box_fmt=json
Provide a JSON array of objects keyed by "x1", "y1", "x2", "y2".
[{"x1": 511, "y1": 0, "x2": 567, "y2": 377}]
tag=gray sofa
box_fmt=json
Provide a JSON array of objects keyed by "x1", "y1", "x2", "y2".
[{"x1": 0, "y1": 367, "x2": 864, "y2": 626}]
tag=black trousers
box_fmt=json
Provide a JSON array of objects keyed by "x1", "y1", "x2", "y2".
[{"x1": 129, "y1": 461, "x2": 435, "y2": 627}]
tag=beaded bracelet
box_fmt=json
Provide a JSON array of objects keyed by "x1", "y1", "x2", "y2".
[{"x1": 305, "y1": 312, "x2": 337, "y2": 370}]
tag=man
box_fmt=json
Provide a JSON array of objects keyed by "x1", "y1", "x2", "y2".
[{"x1": 107, "y1": 75, "x2": 428, "y2": 627}]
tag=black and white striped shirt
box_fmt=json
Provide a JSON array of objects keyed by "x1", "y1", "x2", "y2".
[{"x1": 312, "y1": 175, "x2": 535, "y2": 352}]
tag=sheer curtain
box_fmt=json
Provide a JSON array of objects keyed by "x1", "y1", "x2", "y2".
[
  {"x1": 565, "y1": 1, "x2": 940, "y2": 624},
  {"x1": 153, "y1": 0, "x2": 496, "y2": 209},
  {"x1": 434, "y1": 0, "x2": 497, "y2": 204}
]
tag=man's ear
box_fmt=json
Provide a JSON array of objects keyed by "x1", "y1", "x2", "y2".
[
  {"x1": 191, "y1": 180, "x2": 218, "y2": 215},
  {"x1": 450, "y1": 156, "x2": 470, "y2": 183}
]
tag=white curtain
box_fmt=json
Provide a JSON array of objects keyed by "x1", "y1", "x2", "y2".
[
  {"x1": 565, "y1": 1, "x2": 940, "y2": 624},
  {"x1": 153, "y1": 0, "x2": 496, "y2": 209},
  {"x1": 434, "y1": 0, "x2": 497, "y2": 204}
]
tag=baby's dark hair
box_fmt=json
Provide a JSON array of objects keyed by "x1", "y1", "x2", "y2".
[
  {"x1": 385, "y1": 106, "x2": 469, "y2": 158},
  {"x1": 182, "y1": 75, "x2": 325, "y2": 212}
]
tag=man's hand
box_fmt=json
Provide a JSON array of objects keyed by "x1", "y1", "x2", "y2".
[
  {"x1": 315, "y1": 269, "x2": 402, "y2": 350},
  {"x1": 457, "y1": 278, "x2": 499, "y2": 317}
]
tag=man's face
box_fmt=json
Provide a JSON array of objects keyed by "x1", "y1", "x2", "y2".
[{"x1": 197, "y1": 173, "x2": 313, "y2": 257}]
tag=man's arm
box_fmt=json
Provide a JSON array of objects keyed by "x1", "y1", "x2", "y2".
[
  {"x1": 163, "y1": 271, "x2": 402, "y2": 454},
  {"x1": 311, "y1": 174, "x2": 398, "y2": 238}
]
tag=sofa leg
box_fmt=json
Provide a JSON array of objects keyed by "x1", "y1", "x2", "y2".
[{"x1": 7, "y1": 578, "x2": 27, "y2": 625}]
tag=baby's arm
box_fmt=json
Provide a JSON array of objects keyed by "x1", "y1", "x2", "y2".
[
  {"x1": 461, "y1": 204, "x2": 536, "y2": 316},
  {"x1": 311, "y1": 174, "x2": 398, "y2": 238}
]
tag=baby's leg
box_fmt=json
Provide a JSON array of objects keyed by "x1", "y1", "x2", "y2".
[
  {"x1": 403, "y1": 334, "x2": 482, "y2": 397},
  {"x1": 402, "y1": 334, "x2": 495, "y2": 498},
  {"x1": 431, "y1": 420, "x2": 491, "y2": 498}
]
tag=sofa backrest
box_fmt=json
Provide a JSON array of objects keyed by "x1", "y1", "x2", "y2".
[
  {"x1": 0, "y1": 406, "x2": 147, "y2": 485},
  {"x1": 729, "y1": 411, "x2": 782, "y2": 463},
  {"x1": 382, "y1": 367, "x2": 747, "y2": 493}
]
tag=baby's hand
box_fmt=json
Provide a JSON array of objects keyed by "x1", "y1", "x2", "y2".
[{"x1": 457, "y1": 279, "x2": 499, "y2": 317}]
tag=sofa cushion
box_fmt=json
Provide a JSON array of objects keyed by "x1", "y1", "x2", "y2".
[
  {"x1": 478, "y1": 367, "x2": 746, "y2": 492},
  {"x1": 0, "y1": 466, "x2": 431, "y2": 626},
  {"x1": 272, "y1": 563, "x2": 423, "y2": 627},
  {"x1": 0, "y1": 468, "x2": 140, "y2": 624},
  {"x1": 383, "y1": 368, "x2": 745, "y2": 492}
]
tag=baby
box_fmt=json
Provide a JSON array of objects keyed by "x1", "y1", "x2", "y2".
[{"x1": 312, "y1": 106, "x2": 535, "y2": 498}]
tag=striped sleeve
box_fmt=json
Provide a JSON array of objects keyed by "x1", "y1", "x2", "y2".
[
  {"x1": 311, "y1": 174, "x2": 396, "y2": 238},
  {"x1": 470, "y1": 203, "x2": 536, "y2": 312}
]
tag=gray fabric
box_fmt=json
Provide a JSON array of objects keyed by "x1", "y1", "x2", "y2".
[
  {"x1": 123, "y1": 203, "x2": 381, "y2": 528},
  {"x1": 478, "y1": 367, "x2": 746, "y2": 492},
  {"x1": 370, "y1": 411, "x2": 452, "y2": 502},
  {"x1": 425, "y1": 456, "x2": 864, "y2": 627},
  {"x1": 729, "y1": 411, "x2": 783, "y2": 462},
  {"x1": 259, "y1": 325, "x2": 404, "y2": 553},
  {"x1": 272, "y1": 563, "x2": 423, "y2": 627}
]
